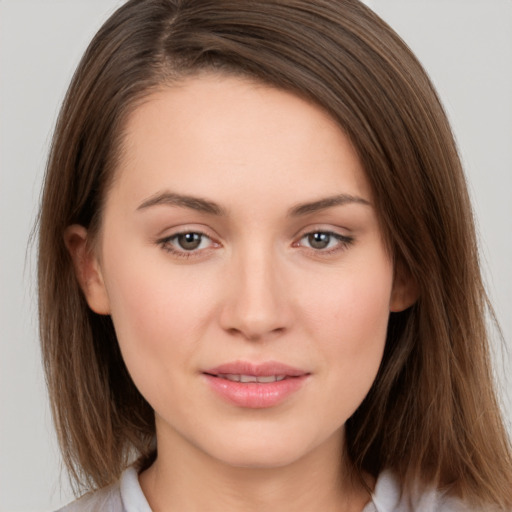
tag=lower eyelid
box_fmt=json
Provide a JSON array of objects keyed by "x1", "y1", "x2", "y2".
[
  {"x1": 297, "y1": 234, "x2": 354, "y2": 257},
  {"x1": 157, "y1": 230, "x2": 222, "y2": 258}
]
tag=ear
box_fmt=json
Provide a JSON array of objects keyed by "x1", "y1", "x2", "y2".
[
  {"x1": 64, "y1": 225, "x2": 111, "y2": 315},
  {"x1": 390, "y1": 261, "x2": 419, "y2": 312}
]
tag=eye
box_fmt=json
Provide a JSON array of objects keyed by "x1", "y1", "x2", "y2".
[
  {"x1": 305, "y1": 232, "x2": 335, "y2": 250},
  {"x1": 158, "y1": 231, "x2": 217, "y2": 257},
  {"x1": 174, "y1": 232, "x2": 207, "y2": 251},
  {"x1": 296, "y1": 231, "x2": 353, "y2": 252}
]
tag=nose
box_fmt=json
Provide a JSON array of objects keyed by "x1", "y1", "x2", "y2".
[{"x1": 219, "y1": 247, "x2": 291, "y2": 341}]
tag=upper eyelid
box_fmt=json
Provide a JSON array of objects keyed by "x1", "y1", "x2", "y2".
[
  {"x1": 293, "y1": 224, "x2": 353, "y2": 239},
  {"x1": 156, "y1": 224, "x2": 217, "y2": 241},
  {"x1": 160, "y1": 230, "x2": 215, "y2": 245},
  {"x1": 299, "y1": 228, "x2": 350, "y2": 236},
  {"x1": 296, "y1": 230, "x2": 353, "y2": 245}
]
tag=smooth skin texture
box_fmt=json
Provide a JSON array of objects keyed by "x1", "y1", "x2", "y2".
[{"x1": 66, "y1": 74, "x2": 416, "y2": 512}]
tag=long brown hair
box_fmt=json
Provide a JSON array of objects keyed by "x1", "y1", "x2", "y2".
[{"x1": 38, "y1": 0, "x2": 512, "y2": 507}]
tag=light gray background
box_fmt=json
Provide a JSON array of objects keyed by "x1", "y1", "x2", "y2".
[{"x1": 1, "y1": 1, "x2": 511, "y2": 510}]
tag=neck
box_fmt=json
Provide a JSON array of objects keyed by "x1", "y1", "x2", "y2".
[{"x1": 139, "y1": 426, "x2": 372, "y2": 512}]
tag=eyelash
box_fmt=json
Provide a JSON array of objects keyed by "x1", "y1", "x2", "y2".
[
  {"x1": 157, "y1": 230, "x2": 354, "y2": 259},
  {"x1": 157, "y1": 230, "x2": 217, "y2": 259},
  {"x1": 295, "y1": 231, "x2": 354, "y2": 255}
]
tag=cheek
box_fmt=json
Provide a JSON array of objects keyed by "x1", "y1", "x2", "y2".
[
  {"x1": 101, "y1": 244, "x2": 219, "y2": 375},
  {"x1": 303, "y1": 258, "x2": 392, "y2": 341},
  {"x1": 298, "y1": 255, "x2": 393, "y2": 385},
  {"x1": 299, "y1": 265, "x2": 392, "y2": 424}
]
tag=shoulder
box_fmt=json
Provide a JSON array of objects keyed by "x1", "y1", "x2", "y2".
[
  {"x1": 56, "y1": 466, "x2": 151, "y2": 512},
  {"x1": 367, "y1": 470, "x2": 473, "y2": 512},
  {"x1": 56, "y1": 481, "x2": 123, "y2": 512}
]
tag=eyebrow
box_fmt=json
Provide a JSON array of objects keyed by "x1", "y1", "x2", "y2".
[
  {"x1": 136, "y1": 191, "x2": 370, "y2": 216},
  {"x1": 137, "y1": 191, "x2": 227, "y2": 216},
  {"x1": 288, "y1": 194, "x2": 371, "y2": 216}
]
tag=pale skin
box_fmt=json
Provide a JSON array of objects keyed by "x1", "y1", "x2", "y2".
[{"x1": 66, "y1": 73, "x2": 416, "y2": 512}]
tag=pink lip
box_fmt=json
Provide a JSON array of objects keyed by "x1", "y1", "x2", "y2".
[{"x1": 203, "y1": 361, "x2": 309, "y2": 409}]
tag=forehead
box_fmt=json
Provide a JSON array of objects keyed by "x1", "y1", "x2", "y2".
[{"x1": 112, "y1": 73, "x2": 372, "y2": 212}]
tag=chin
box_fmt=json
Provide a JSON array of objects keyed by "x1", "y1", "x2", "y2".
[
  {"x1": 215, "y1": 446, "x2": 306, "y2": 470},
  {"x1": 200, "y1": 427, "x2": 327, "y2": 470}
]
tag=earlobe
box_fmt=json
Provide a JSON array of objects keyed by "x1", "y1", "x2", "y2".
[
  {"x1": 390, "y1": 263, "x2": 419, "y2": 313},
  {"x1": 64, "y1": 225, "x2": 111, "y2": 315}
]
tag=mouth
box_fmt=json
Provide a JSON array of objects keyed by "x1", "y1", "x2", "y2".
[
  {"x1": 205, "y1": 373, "x2": 290, "y2": 383},
  {"x1": 203, "y1": 361, "x2": 308, "y2": 381},
  {"x1": 202, "y1": 361, "x2": 309, "y2": 408}
]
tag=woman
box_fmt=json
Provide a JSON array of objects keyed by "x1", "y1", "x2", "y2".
[{"x1": 38, "y1": 0, "x2": 512, "y2": 510}]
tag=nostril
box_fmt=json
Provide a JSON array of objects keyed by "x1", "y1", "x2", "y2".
[{"x1": 218, "y1": 276, "x2": 290, "y2": 340}]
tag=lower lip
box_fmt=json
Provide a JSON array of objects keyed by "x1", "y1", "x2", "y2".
[{"x1": 203, "y1": 374, "x2": 308, "y2": 408}]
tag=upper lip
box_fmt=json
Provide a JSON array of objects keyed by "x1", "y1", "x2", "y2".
[{"x1": 204, "y1": 361, "x2": 309, "y2": 377}]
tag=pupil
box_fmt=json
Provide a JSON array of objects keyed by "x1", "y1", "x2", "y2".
[
  {"x1": 308, "y1": 232, "x2": 330, "y2": 249},
  {"x1": 178, "y1": 233, "x2": 201, "y2": 250}
]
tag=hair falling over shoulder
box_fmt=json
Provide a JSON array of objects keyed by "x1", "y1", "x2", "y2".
[{"x1": 38, "y1": 0, "x2": 512, "y2": 508}]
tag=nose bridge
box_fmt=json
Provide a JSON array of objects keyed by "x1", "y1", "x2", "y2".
[{"x1": 220, "y1": 241, "x2": 288, "y2": 339}]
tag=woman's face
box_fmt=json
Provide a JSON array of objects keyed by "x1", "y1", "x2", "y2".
[{"x1": 71, "y1": 74, "x2": 412, "y2": 469}]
